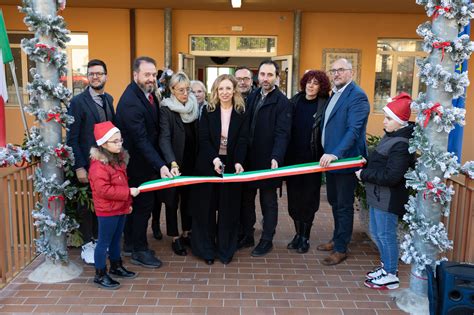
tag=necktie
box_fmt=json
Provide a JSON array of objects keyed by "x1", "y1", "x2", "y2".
[
  {"x1": 98, "y1": 94, "x2": 107, "y2": 107},
  {"x1": 148, "y1": 94, "x2": 155, "y2": 105}
]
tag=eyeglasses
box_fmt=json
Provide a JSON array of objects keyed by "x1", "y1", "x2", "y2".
[
  {"x1": 236, "y1": 77, "x2": 252, "y2": 82},
  {"x1": 87, "y1": 72, "x2": 105, "y2": 78},
  {"x1": 328, "y1": 68, "x2": 351, "y2": 75},
  {"x1": 106, "y1": 138, "x2": 124, "y2": 145},
  {"x1": 174, "y1": 87, "x2": 191, "y2": 95},
  {"x1": 307, "y1": 80, "x2": 319, "y2": 86}
]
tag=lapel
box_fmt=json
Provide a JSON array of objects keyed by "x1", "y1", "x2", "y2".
[
  {"x1": 83, "y1": 87, "x2": 101, "y2": 122},
  {"x1": 227, "y1": 109, "x2": 240, "y2": 147},
  {"x1": 131, "y1": 81, "x2": 158, "y2": 126},
  {"x1": 326, "y1": 81, "x2": 354, "y2": 124},
  {"x1": 209, "y1": 107, "x2": 221, "y2": 149}
]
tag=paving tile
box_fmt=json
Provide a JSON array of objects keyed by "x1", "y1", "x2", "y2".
[{"x1": 103, "y1": 305, "x2": 139, "y2": 313}]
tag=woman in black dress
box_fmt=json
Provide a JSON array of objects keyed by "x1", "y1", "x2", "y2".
[
  {"x1": 190, "y1": 74, "x2": 249, "y2": 265},
  {"x1": 286, "y1": 70, "x2": 331, "y2": 253}
]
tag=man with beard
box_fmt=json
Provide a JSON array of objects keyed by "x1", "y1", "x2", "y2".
[
  {"x1": 238, "y1": 60, "x2": 292, "y2": 257},
  {"x1": 235, "y1": 66, "x2": 254, "y2": 100},
  {"x1": 67, "y1": 59, "x2": 115, "y2": 248},
  {"x1": 115, "y1": 56, "x2": 173, "y2": 268}
]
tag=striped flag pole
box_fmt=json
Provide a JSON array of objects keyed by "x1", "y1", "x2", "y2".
[{"x1": 139, "y1": 156, "x2": 365, "y2": 193}]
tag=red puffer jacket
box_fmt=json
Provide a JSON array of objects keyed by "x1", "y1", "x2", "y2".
[{"x1": 88, "y1": 147, "x2": 132, "y2": 217}]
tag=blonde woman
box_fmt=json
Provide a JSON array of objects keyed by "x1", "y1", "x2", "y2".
[
  {"x1": 190, "y1": 74, "x2": 249, "y2": 265},
  {"x1": 159, "y1": 72, "x2": 199, "y2": 256}
]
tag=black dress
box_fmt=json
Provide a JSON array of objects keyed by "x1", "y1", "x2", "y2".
[{"x1": 286, "y1": 93, "x2": 327, "y2": 224}]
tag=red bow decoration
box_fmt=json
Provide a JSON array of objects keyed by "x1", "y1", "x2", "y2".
[
  {"x1": 46, "y1": 113, "x2": 62, "y2": 124},
  {"x1": 432, "y1": 41, "x2": 451, "y2": 62},
  {"x1": 433, "y1": 6, "x2": 451, "y2": 20},
  {"x1": 14, "y1": 157, "x2": 27, "y2": 168},
  {"x1": 422, "y1": 103, "x2": 443, "y2": 128},
  {"x1": 424, "y1": 182, "x2": 442, "y2": 200},
  {"x1": 54, "y1": 147, "x2": 69, "y2": 159},
  {"x1": 34, "y1": 43, "x2": 56, "y2": 62},
  {"x1": 48, "y1": 195, "x2": 65, "y2": 217},
  {"x1": 0, "y1": 161, "x2": 7, "y2": 168}
]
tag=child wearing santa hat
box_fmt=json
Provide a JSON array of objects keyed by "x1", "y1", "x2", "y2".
[
  {"x1": 88, "y1": 121, "x2": 140, "y2": 289},
  {"x1": 355, "y1": 92, "x2": 416, "y2": 290}
]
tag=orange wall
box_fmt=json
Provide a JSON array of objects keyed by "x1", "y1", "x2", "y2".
[
  {"x1": 135, "y1": 9, "x2": 165, "y2": 69},
  {"x1": 172, "y1": 10, "x2": 294, "y2": 70}
]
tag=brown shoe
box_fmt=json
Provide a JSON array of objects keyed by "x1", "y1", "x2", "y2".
[
  {"x1": 322, "y1": 251, "x2": 348, "y2": 266},
  {"x1": 316, "y1": 241, "x2": 334, "y2": 251}
]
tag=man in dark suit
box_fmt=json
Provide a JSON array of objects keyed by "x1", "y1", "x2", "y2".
[
  {"x1": 238, "y1": 60, "x2": 292, "y2": 257},
  {"x1": 67, "y1": 59, "x2": 115, "y2": 244},
  {"x1": 318, "y1": 58, "x2": 370, "y2": 265},
  {"x1": 115, "y1": 56, "x2": 173, "y2": 268}
]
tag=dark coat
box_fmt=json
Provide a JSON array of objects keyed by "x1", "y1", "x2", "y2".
[
  {"x1": 66, "y1": 87, "x2": 115, "y2": 171},
  {"x1": 88, "y1": 147, "x2": 132, "y2": 217},
  {"x1": 246, "y1": 87, "x2": 292, "y2": 188},
  {"x1": 158, "y1": 106, "x2": 198, "y2": 166},
  {"x1": 286, "y1": 91, "x2": 328, "y2": 165},
  {"x1": 195, "y1": 107, "x2": 249, "y2": 176},
  {"x1": 115, "y1": 81, "x2": 165, "y2": 185},
  {"x1": 320, "y1": 81, "x2": 370, "y2": 173},
  {"x1": 360, "y1": 123, "x2": 416, "y2": 216}
]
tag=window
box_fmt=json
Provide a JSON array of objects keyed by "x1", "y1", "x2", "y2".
[
  {"x1": 374, "y1": 39, "x2": 427, "y2": 112},
  {"x1": 190, "y1": 36, "x2": 276, "y2": 57},
  {"x1": 4, "y1": 32, "x2": 89, "y2": 106}
]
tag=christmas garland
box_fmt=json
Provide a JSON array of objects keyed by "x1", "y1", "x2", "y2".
[{"x1": 401, "y1": 0, "x2": 473, "y2": 276}]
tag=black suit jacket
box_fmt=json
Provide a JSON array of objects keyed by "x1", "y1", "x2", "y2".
[
  {"x1": 66, "y1": 86, "x2": 115, "y2": 171},
  {"x1": 115, "y1": 81, "x2": 165, "y2": 185},
  {"x1": 195, "y1": 107, "x2": 249, "y2": 176}
]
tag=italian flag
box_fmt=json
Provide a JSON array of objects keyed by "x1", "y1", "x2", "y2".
[{"x1": 0, "y1": 11, "x2": 13, "y2": 147}]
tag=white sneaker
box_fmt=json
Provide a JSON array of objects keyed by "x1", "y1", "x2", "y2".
[
  {"x1": 81, "y1": 241, "x2": 96, "y2": 265},
  {"x1": 366, "y1": 266, "x2": 384, "y2": 279},
  {"x1": 364, "y1": 270, "x2": 399, "y2": 290}
]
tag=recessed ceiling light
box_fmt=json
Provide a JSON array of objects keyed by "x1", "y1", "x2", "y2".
[{"x1": 231, "y1": 0, "x2": 242, "y2": 9}]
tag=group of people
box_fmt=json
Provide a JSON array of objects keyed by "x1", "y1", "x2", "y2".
[{"x1": 67, "y1": 56, "x2": 415, "y2": 291}]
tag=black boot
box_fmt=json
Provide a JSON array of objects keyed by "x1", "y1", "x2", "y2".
[
  {"x1": 152, "y1": 220, "x2": 163, "y2": 240},
  {"x1": 110, "y1": 259, "x2": 137, "y2": 278},
  {"x1": 287, "y1": 220, "x2": 301, "y2": 250},
  {"x1": 94, "y1": 268, "x2": 120, "y2": 289},
  {"x1": 297, "y1": 222, "x2": 312, "y2": 254}
]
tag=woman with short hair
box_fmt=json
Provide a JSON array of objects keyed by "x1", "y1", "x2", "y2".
[{"x1": 159, "y1": 72, "x2": 200, "y2": 256}]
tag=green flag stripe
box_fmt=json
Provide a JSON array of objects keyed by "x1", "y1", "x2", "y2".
[{"x1": 0, "y1": 11, "x2": 13, "y2": 64}]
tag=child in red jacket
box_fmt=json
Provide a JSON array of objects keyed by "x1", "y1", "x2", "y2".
[{"x1": 88, "y1": 121, "x2": 140, "y2": 289}]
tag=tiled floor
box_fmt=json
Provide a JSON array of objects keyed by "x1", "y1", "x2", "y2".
[{"x1": 0, "y1": 186, "x2": 409, "y2": 314}]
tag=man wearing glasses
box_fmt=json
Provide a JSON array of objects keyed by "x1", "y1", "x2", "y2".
[
  {"x1": 67, "y1": 59, "x2": 115, "y2": 251},
  {"x1": 318, "y1": 58, "x2": 370, "y2": 266},
  {"x1": 235, "y1": 66, "x2": 254, "y2": 100},
  {"x1": 115, "y1": 56, "x2": 173, "y2": 268}
]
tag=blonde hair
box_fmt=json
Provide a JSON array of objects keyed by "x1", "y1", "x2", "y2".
[
  {"x1": 169, "y1": 72, "x2": 190, "y2": 91},
  {"x1": 208, "y1": 74, "x2": 245, "y2": 113}
]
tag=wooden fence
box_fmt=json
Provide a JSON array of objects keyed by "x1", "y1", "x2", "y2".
[
  {"x1": 0, "y1": 164, "x2": 38, "y2": 288},
  {"x1": 445, "y1": 173, "x2": 474, "y2": 263}
]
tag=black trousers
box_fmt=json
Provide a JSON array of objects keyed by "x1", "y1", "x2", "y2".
[
  {"x1": 163, "y1": 186, "x2": 192, "y2": 237},
  {"x1": 240, "y1": 186, "x2": 278, "y2": 241},
  {"x1": 326, "y1": 172, "x2": 357, "y2": 253},
  {"x1": 191, "y1": 182, "x2": 241, "y2": 261},
  {"x1": 124, "y1": 187, "x2": 155, "y2": 252},
  {"x1": 287, "y1": 172, "x2": 322, "y2": 224},
  {"x1": 151, "y1": 191, "x2": 162, "y2": 227}
]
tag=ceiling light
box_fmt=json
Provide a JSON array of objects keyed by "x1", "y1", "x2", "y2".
[{"x1": 231, "y1": 0, "x2": 241, "y2": 8}]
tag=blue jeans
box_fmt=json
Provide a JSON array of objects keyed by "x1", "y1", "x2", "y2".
[
  {"x1": 94, "y1": 215, "x2": 126, "y2": 270},
  {"x1": 369, "y1": 206, "x2": 399, "y2": 274}
]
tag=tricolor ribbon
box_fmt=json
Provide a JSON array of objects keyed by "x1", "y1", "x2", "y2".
[
  {"x1": 433, "y1": 6, "x2": 450, "y2": 20},
  {"x1": 139, "y1": 156, "x2": 366, "y2": 193},
  {"x1": 48, "y1": 195, "x2": 65, "y2": 217},
  {"x1": 432, "y1": 41, "x2": 451, "y2": 62},
  {"x1": 34, "y1": 43, "x2": 56, "y2": 62},
  {"x1": 422, "y1": 103, "x2": 443, "y2": 128},
  {"x1": 46, "y1": 113, "x2": 62, "y2": 124}
]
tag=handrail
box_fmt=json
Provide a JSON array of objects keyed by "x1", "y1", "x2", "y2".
[
  {"x1": 445, "y1": 173, "x2": 474, "y2": 263},
  {"x1": 0, "y1": 164, "x2": 39, "y2": 288}
]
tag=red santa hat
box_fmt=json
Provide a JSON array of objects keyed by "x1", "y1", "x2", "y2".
[
  {"x1": 383, "y1": 92, "x2": 412, "y2": 125},
  {"x1": 94, "y1": 121, "x2": 120, "y2": 146}
]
